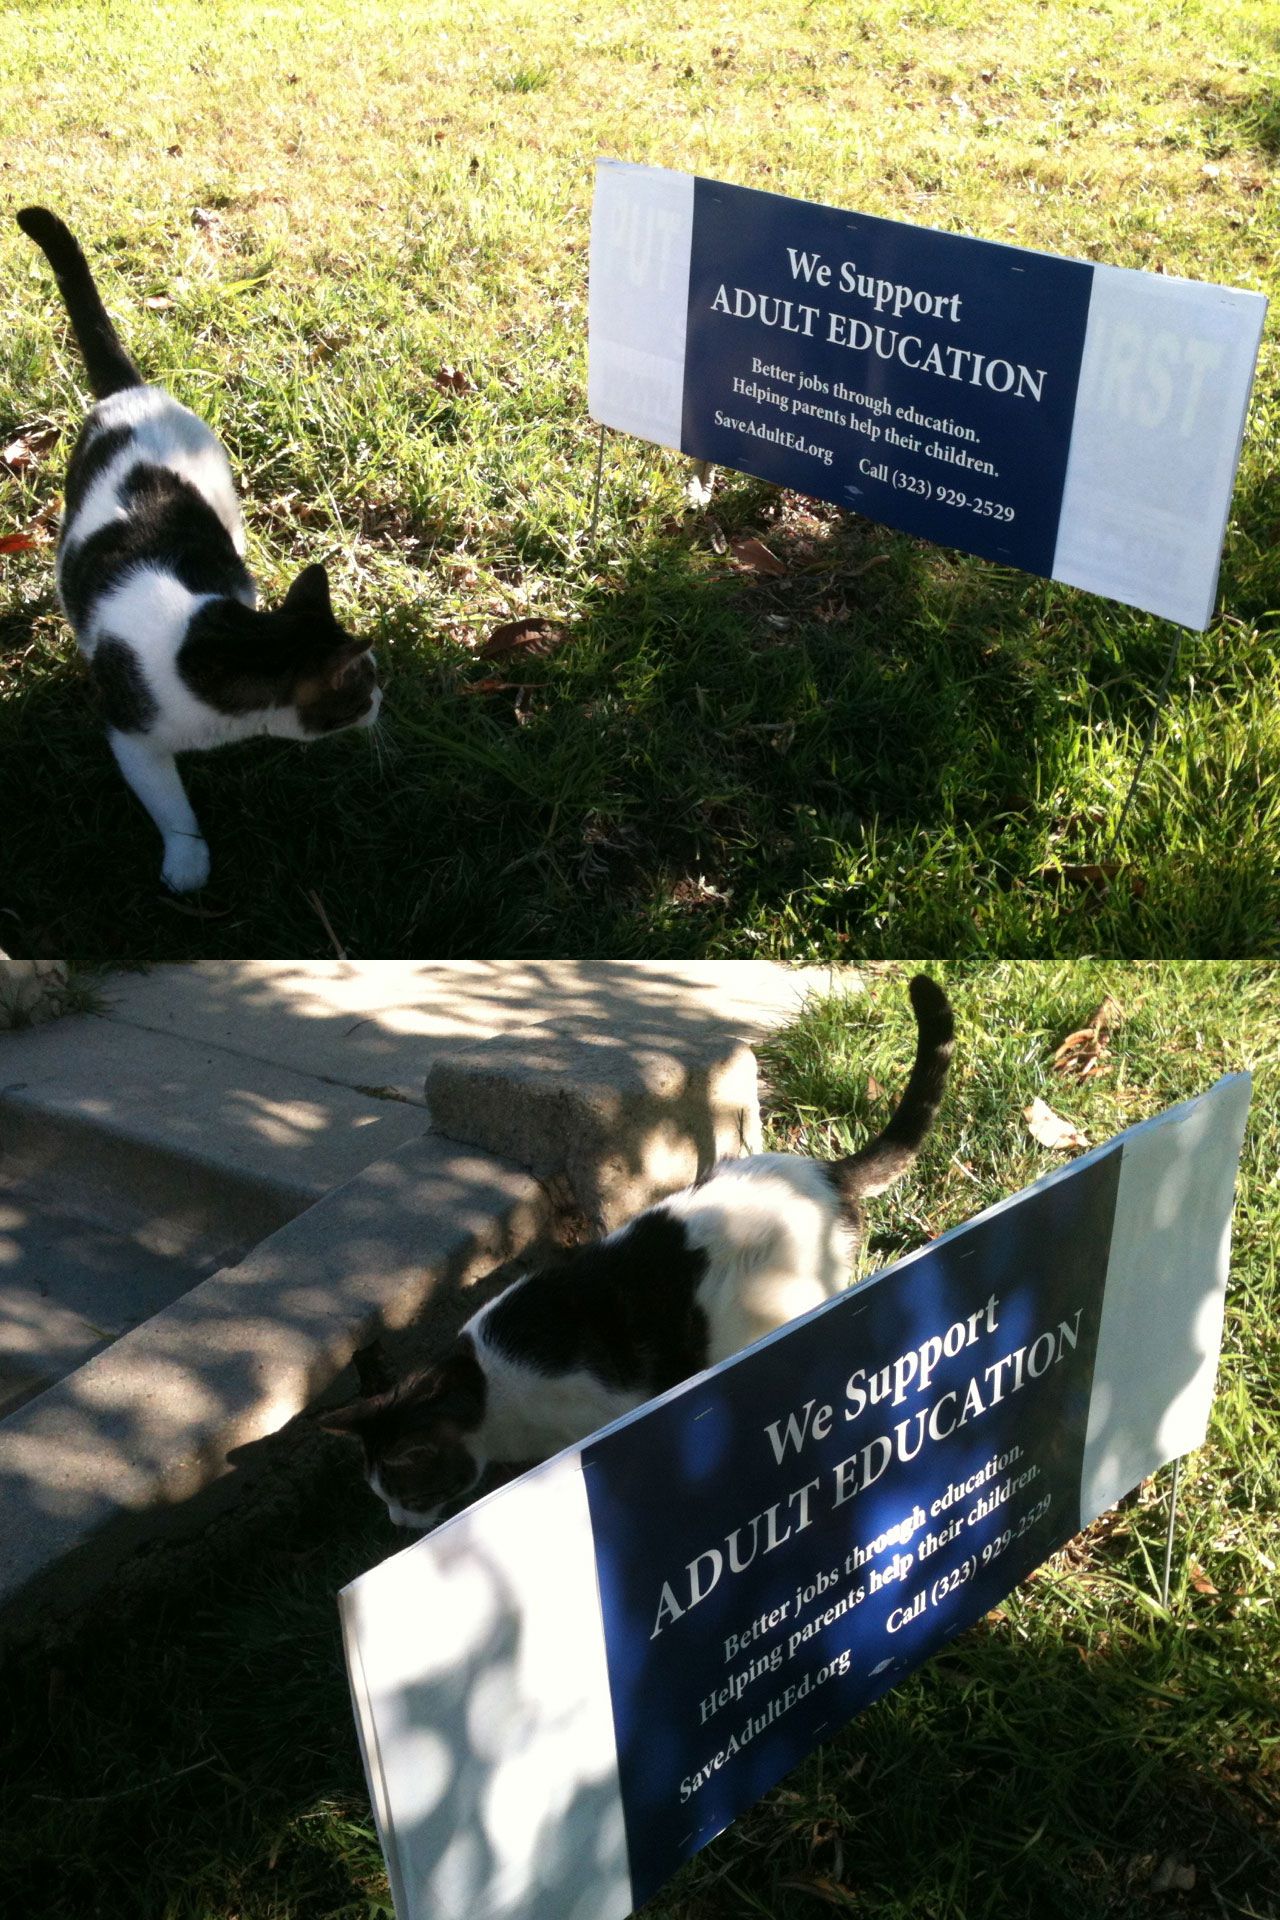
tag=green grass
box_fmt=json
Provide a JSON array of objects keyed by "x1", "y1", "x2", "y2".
[
  {"x1": 1, "y1": 0, "x2": 1278, "y2": 959},
  {"x1": 2, "y1": 961, "x2": 1276, "y2": 1918}
]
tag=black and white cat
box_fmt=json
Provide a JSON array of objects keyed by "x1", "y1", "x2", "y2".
[
  {"x1": 17, "y1": 208, "x2": 380, "y2": 891},
  {"x1": 319, "y1": 974, "x2": 955, "y2": 1529}
]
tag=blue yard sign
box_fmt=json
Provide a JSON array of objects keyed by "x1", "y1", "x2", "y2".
[
  {"x1": 341, "y1": 1072, "x2": 1251, "y2": 1920},
  {"x1": 588, "y1": 165, "x2": 1266, "y2": 630},
  {"x1": 683, "y1": 180, "x2": 1094, "y2": 580},
  {"x1": 581, "y1": 1143, "x2": 1118, "y2": 1903}
]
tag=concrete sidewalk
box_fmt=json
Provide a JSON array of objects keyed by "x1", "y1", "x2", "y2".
[
  {"x1": 0, "y1": 960, "x2": 859, "y2": 1629},
  {"x1": 81, "y1": 959, "x2": 856, "y2": 1102},
  {"x1": 2, "y1": 961, "x2": 856, "y2": 1407}
]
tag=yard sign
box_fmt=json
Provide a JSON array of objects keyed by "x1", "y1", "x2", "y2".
[
  {"x1": 587, "y1": 163, "x2": 1266, "y2": 629},
  {"x1": 341, "y1": 1072, "x2": 1251, "y2": 1920}
]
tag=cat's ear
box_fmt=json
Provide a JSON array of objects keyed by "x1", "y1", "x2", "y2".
[
  {"x1": 314, "y1": 1391, "x2": 389, "y2": 1438},
  {"x1": 282, "y1": 562, "x2": 332, "y2": 615},
  {"x1": 354, "y1": 1339, "x2": 395, "y2": 1396},
  {"x1": 434, "y1": 1348, "x2": 486, "y2": 1428}
]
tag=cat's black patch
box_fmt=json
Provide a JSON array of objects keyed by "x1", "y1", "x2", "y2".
[
  {"x1": 59, "y1": 461, "x2": 251, "y2": 629},
  {"x1": 179, "y1": 596, "x2": 376, "y2": 725},
  {"x1": 92, "y1": 636, "x2": 157, "y2": 733},
  {"x1": 62, "y1": 421, "x2": 134, "y2": 525},
  {"x1": 817, "y1": 1159, "x2": 866, "y2": 1232},
  {"x1": 178, "y1": 600, "x2": 302, "y2": 714},
  {"x1": 484, "y1": 1209, "x2": 711, "y2": 1396}
]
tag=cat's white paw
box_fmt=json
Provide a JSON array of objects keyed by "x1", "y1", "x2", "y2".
[{"x1": 161, "y1": 834, "x2": 211, "y2": 893}]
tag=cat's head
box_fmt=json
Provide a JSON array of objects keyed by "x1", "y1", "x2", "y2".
[
  {"x1": 316, "y1": 1340, "x2": 486, "y2": 1530},
  {"x1": 279, "y1": 564, "x2": 381, "y2": 735}
]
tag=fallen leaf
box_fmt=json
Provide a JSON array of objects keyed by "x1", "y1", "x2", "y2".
[
  {"x1": 0, "y1": 532, "x2": 36, "y2": 554},
  {"x1": 866, "y1": 1076, "x2": 883, "y2": 1100},
  {"x1": 1188, "y1": 1564, "x2": 1219, "y2": 1597},
  {"x1": 2, "y1": 426, "x2": 59, "y2": 472},
  {"x1": 144, "y1": 295, "x2": 174, "y2": 310},
  {"x1": 730, "y1": 534, "x2": 786, "y2": 576},
  {"x1": 1039, "y1": 862, "x2": 1146, "y2": 898},
  {"x1": 479, "y1": 618, "x2": 568, "y2": 661},
  {"x1": 1023, "y1": 1096, "x2": 1088, "y2": 1153},
  {"x1": 433, "y1": 365, "x2": 473, "y2": 395},
  {"x1": 1151, "y1": 1854, "x2": 1196, "y2": 1893},
  {"x1": 1052, "y1": 995, "x2": 1123, "y2": 1079},
  {"x1": 457, "y1": 676, "x2": 530, "y2": 696},
  {"x1": 776, "y1": 1877, "x2": 856, "y2": 1908},
  {"x1": 686, "y1": 466, "x2": 715, "y2": 508}
]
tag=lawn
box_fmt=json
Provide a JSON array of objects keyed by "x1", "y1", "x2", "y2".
[
  {"x1": 1, "y1": 0, "x2": 1277, "y2": 960},
  {"x1": 1, "y1": 960, "x2": 1276, "y2": 1918}
]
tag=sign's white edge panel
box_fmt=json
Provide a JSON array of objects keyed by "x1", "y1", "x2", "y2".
[
  {"x1": 587, "y1": 160, "x2": 693, "y2": 451},
  {"x1": 341, "y1": 1452, "x2": 631, "y2": 1920},
  {"x1": 341, "y1": 1607, "x2": 413, "y2": 1920},
  {"x1": 1052, "y1": 266, "x2": 1268, "y2": 629},
  {"x1": 1079, "y1": 1070, "x2": 1253, "y2": 1527},
  {"x1": 588, "y1": 162, "x2": 1267, "y2": 629}
]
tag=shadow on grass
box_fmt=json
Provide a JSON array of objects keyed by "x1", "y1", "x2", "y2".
[
  {"x1": 0, "y1": 469, "x2": 1275, "y2": 960},
  {"x1": 661, "y1": 1590, "x2": 1280, "y2": 1920},
  {"x1": 3, "y1": 1467, "x2": 1276, "y2": 1920}
]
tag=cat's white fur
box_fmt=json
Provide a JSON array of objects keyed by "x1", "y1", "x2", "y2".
[
  {"x1": 61, "y1": 386, "x2": 380, "y2": 891},
  {"x1": 462, "y1": 1155, "x2": 854, "y2": 1475}
]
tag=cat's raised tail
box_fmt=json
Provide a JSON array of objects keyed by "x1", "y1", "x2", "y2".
[
  {"x1": 17, "y1": 207, "x2": 143, "y2": 400},
  {"x1": 827, "y1": 973, "x2": 955, "y2": 1204}
]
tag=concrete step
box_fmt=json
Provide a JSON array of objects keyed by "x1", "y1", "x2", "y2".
[
  {"x1": 0, "y1": 1167, "x2": 220, "y2": 1416},
  {"x1": 0, "y1": 1008, "x2": 433, "y2": 1446},
  {"x1": 0, "y1": 1129, "x2": 550, "y2": 1632},
  {"x1": 89, "y1": 960, "x2": 856, "y2": 1104},
  {"x1": 0, "y1": 1012, "x2": 433, "y2": 1243}
]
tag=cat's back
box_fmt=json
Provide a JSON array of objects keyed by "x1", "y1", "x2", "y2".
[
  {"x1": 56, "y1": 383, "x2": 252, "y2": 661},
  {"x1": 666, "y1": 1154, "x2": 854, "y2": 1362},
  {"x1": 61, "y1": 384, "x2": 243, "y2": 563}
]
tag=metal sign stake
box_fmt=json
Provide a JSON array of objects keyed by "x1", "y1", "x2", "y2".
[
  {"x1": 587, "y1": 422, "x2": 607, "y2": 548},
  {"x1": 1160, "y1": 1454, "x2": 1183, "y2": 1609}
]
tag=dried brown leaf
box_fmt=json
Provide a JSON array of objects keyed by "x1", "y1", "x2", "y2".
[
  {"x1": 1023, "y1": 1097, "x2": 1089, "y2": 1153},
  {"x1": 776, "y1": 1877, "x2": 857, "y2": 1908},
  {"x1": 730, "y1": 534, "x2": 786, "y2": 577},
  {"x1": 1039, "y1": 862, "x2": 1146, "y2": 900},
  {"x1": 1052, "y1": 995, "x2": 1123, "y2": 1079},
  {"x1": 479, "y1": 618, "x2": 568, "y2": 661},
  {"x1": 2, "y1": 426, "x2": 59, "y2": 472},
  {"x1": 433, "y1": 365, "x2": 473, "y2": 395},
  {"x1": 0, "y1": 532, "x2": 37, "y2": 554}
]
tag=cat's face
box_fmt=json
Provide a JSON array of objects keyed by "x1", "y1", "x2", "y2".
[
  {"x1": 317, "y1": 1345, "x2": 485, "y2": 1531},
  {"x1": 279, "y1": 563, "x2": 381, "y2": 736}
]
